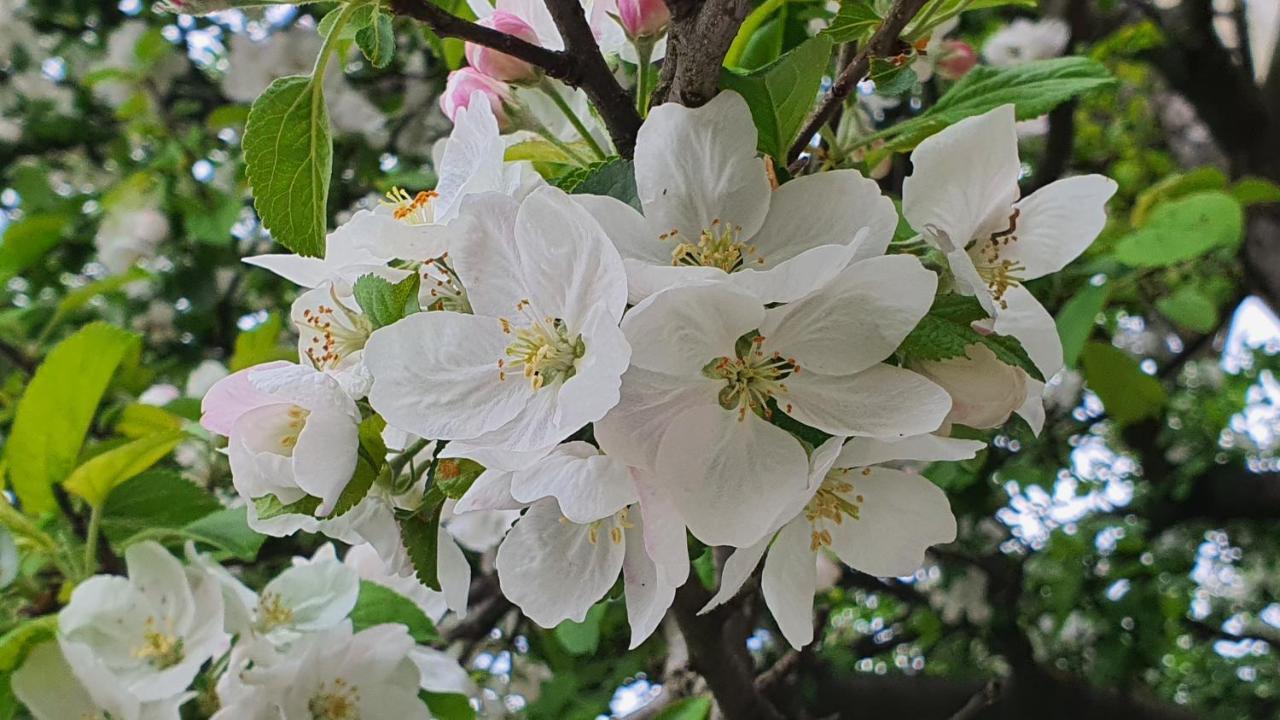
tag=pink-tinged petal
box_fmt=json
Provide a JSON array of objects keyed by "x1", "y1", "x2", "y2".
[{"x1": 199, "y1": 360, "x2": 293, "y2": 436}]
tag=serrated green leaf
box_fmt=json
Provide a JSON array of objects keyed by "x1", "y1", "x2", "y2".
[
  {"x1": 1081, "y1": 342, "x2": 1166, "y2": 425},
  {"x1": 899, "y1": 294, "x2": 1042, "y2": 381},
  {"x1": 100, "y1": 470, "x2": 220, "y2": 544},
  {"x1": 356, "y1": 10, "x2": 395, "y2": 68},
  {"x1": 4, "y1": 323, "x2": 140, "y2": 515},
  {"x1": 1056, "y1": 281, "x2": 1111, "y2": 369},
  {"x1": 1113, "y1": 191, "x2": 1244, "y2": 268},
  {"x1": 244, "y1": 75, "x2": 332, "y2": 257},
  {"x1": 824, "y1": 0, "x2": 880, "y2": 44},
  {"x1": 555, "y1": 157, "x2": 641, "y2": 209},
  {"x1": 350, "y1": 581, "x2": 439, "y2": 642},
  {"x1": 353, "y1": 273, "x2": 420, "y2": 328},
  {"x1": 399, "y1": 499, "x2": 446, "y2": 592},
  {"x1": 872, "y1": 57, "x2": 1114, "y2": 156},
  {"x1": 870, "y1": 56, "x2": 918, "y2": 95},
  {"x1": 722, "y1": 34, "x2": 833, "y2": 160},
  {"x1": 63, "y1": 431, "x2": 185, "y2": 508}
]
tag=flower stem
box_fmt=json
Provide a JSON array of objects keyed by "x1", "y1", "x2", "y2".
[
  {"x1": 634, "y1": 39, "x2": 655, "y2": 116},
  {"x1": 83, "y1": 503, "x2": 102, "y2": 577},
  {"x1": 538, "y1": 78, "x2": 608, "y2": 160}
]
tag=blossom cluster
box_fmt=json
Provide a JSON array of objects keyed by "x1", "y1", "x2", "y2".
[
  {"x1": 200, "y1": 80, "x2": 1115, "y2": 652},
  {"x1": 11, "y1": 541, "x2": 471, "y2": 719}
]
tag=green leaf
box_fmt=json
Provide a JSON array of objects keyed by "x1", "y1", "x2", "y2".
[
  {"x1": 504, "y1": 138, "x2": 595, "y2": 166},
  {"x1": 100, "y1": 470, "x2": 221, "y2": 545},
  {"x1": 873, "y1": 57, "x2": 1114, "y2": 155},
  {"x1": 1156, "y1": 284, "x2": 1218, "y2": 334},
  {"x1": 1129, "y1": 167, "x2": 1228, "y2": 226},
  {"x1": 207, "y1": 104, "x2": 250, "y2": 131},
  {"x1": 824, "y1": 0, "x2": 880, "y2": 44},
  {"x1": 399, "y1": 499, "x2": 446, "y2": 592},
  {"x1": 898, "y1": 294, "x2": 1043, "y2": 381},
  {"x1": 0, "y1": 616, "x2": 56, "y2": 673},
  {"x1": 4, "y1": 323, "x2": 140, "y2": 516},
  {"x1": 434, "y1": 458, "x2": 483, "y2": 500},
  {"x1": 1081, "y1": 342, "x2": 1166, "y2": 425},
  {"x1": 180, "y1": 507, "x2": 265, "y2": 561},
  {"x1": 319, "y1": 2, "x2": 376, "y2": 40},
  {"x1": 554, "y1": 602, "x2": 606, "y2": 656},
  {"x1": 63, "y1": 431, "x2": 185, "y2": 508},
  {"x1": 655, "y1": 697, "x2": 713, "y2": 720},
  {"x1": 353, "y1": 273, "x2": 420, "y2": 328},
  {"x1": 253, "y1": 493, "x2": 322, "y2": 520},
  {"x1": 350, "y1": 581, "x2": 439, "y2": 642},
  {"x1": 244, "y1": 75, "x2": 332, "y2": 258},
  {"x1": 113, "y1": 403, "x2": 185, "y2": 439},
  {"x1": 0, "y1": 213, "x2": 69, "y2": 283},
  {"x1": 230, "y1": 313, "x2": 294, "y2": 371},
  {"x1": 1055, "y1": 281, "x2": 1110, "y2": 369},
  {"x1": 356, "y1": 9, "x2": 395, "y2": 68},
  {"x1": 555, "y1": 157, "x2": 641, "y2": 209},
  {"x1": 869, "y1": 56, "x2": 918, "y2": 95},
  {"x1": 1231, "y1": 176, "x2": 1280, "y2": 207},
  {"x1": 721, "y1": 35, "x2": 833, "y2": 160},
  {"x1": 329, "y1": 414, "x2": 389, "y2": 518},
  {"x1": 424, "y1": 692, "x2": 477, "y2": 720},
  {"x1": 1113, "y1": 191, "x2": 1244, "y2": 267}
]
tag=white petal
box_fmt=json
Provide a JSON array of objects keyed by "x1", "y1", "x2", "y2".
[
  {"x1": 655, "y1": 404, "x2": 809, "y2": 547},
  {"x1": 1005, "y1": 174, "x2": 1117, "y2": 280},
  {"x1": 783, "y1": 364, "x2": 951, "y2": 438},
  {"x1": 200, "y1": 361, "x2": 291, "y2": 436},
  {"x1": 365, "y1": 311, "x2": 531, "y2": 441},
  {"x1": 635, "y1": 91, "x2": 772, "y2": 243},
  {"x1": 126, "y1": 541, "x2": 196, "y2": 631},
  {"x1": 622, "y1": 508, "x2": 676, "y2": 648},
  {"x1": 750, "y1": 170, "x2": 897, "y2": 262},
  {"x1": 246, "y1": 362, "x2": 358, "y2": 419},
  {"x1": 453, "y1": 469, "x2": 523, "y2": 513},
  {"x1": 434, "y1": 97, "x2": 509, "y2": 223},
  {"x1": 632, "y1": 468, "x2": 690, "y2": 587},
  {"x1": 509, "y1": 442, "x2": 638, "y2": 523},
  {"x1": 699, "y1": 534, "x2": 770, "y2": 614},
  {"x1": 291, "y1": 410, "x2": 359, "y2": 514},
  {"x1": 438, "y1": 525, "x2": 472, "y2": 615},
  {"x1": 760, "y1": 255, "x2": 938, "y2": 375},
  {"x1": 1015, "y1": 376, "x2": 1047, "y2": 435},
  {"x1": 242, "y1": 253, "x2": 333, "y2": 288},
  {"x1": 495, "y1": 500, "x2": 625, "y2": 627},
  {"x1": 837, "y1": 434, "x2": 986, "y2": 468},
  {"x1": 762, "y1": 516, "x2": 819, "y2": 649},
  {"x1": 262, "y1": 558, "x2": 359, "y2": 633},
  {"x1": 622, "y1": 282, "x2": 763, "y2": 375},
  {"x1": 993, "y1": 284, "x2": 1064, "y2": 378},
  {"x1": 444, "y1": 507, "x2": 520, "y2": 552},
  {"x1": 514, "y1": 186, "x2": 629, "y2": 324},
  {"x1": 346, "y1": 206, "x2": 451, "y2": 262},
  {"x1": 902, "y1": 104, "x2": 1020, "y2": 250},
  {"x1": 446, "y1": 192, "x2": 528, "y2": 318},
  {"x1": 826, "y1": 467, "x2": 956, "y2": 577},
  {"x1": 727, "y1": 240, "x2": 862, "y2": 305},
  {"x1": 622, "y1": 259, "x2": 727, "y2": 305},
  {"x1": 594, "y1": 366, "x2": 719, "y2": 470},
  {"x1": 410, "y1": 647, "x2": 475, "y2": 695},
  {"x1": 12, "y1": 643, "x2": 108, "y2": 720},
  {"x1": 574, "y1": 193, "x2": 670, "y2": 265}
]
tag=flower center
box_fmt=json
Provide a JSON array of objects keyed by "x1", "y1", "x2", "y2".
[
  {"x1": 969, "y1": 208, "x2": 1025, "y2": 309},
  {"x1": 576, "y1": 507, "x2": 634, "y2": 545},
  {"x1": 309, "y1": 678, "x2": 361, "y2": 720},
  {"x1": 704, "y1": 331, "x2": 798, "y2": 421},
  {"x1": 382, "y1": 187, "x2": 437, "y2": 226},
  {"x1": 665, "y1": 219, "x2": 762, "y2": 273},
  {"x1": 278, "y1": 406, "x2": 309, "y2": 453},
  {"x1": 133, "y1": 617, "x2": 184, "y2": 670},
  {"x1": 804, "y1": 469, "x2": 867, "y2": 551},
  {"x1": 301, "y1": 291, "x2": 372, "y2": 371},
  {"x1": 420, "y1": 255, "x2": 470, "y2": 313},
  {"x1": 254, "y1": 591, "x2": 295, "y2": 632},
  {"x1": 498, "y1": 301, "x2": 585, "y2": 391}
]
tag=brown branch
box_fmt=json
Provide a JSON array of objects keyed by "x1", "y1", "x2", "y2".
[
  {"x1": 946, "y1": 680, "x2": 1003, "y2": 720},
  {"x1": 786, "y1": 0, "x2": 930, "y2": 170},
  {"x1": 655, "y1": 0, "x2": 751, "y2": 107},
  {"x1": 387, "y1": 0, "x2": 641, "y2": 156}
]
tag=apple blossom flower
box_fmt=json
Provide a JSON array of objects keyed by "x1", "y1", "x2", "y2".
[
  {"x1": 577, "y1": 90, "x2": 898, "y2": 304},
  {"x1": 200, "y1": 361, "x2": 360, "y2": 515},
  {"x1": 13, "y1": 641, "x2": 189, "y2": 720},
  {"x1": 94, "y1": 202, "x2": 169, "y2": 275},
  {"x1": 474, "y1": 443, "x2": 688, "y2": 646},
  {"x1": 466, "y1": 11, "x2": 542, "y2": 82},
  {"x1": 291, "y1": 282, "x2": 375, "y2": 397},
  {"x1": 211, "y1": 622, "x2": 445, "y2": 720},
  {"x1": 56, "y1": 542, "x2": 226, "y2": 718},
  {"x1": 366, "y1": 186, "x2": 630, "y2": 453},
  {"x1": 441, "y1": 67, "x2": 515, "y2": 127},
  {"x1": 913, "y1": 343, "x2": 1031, "y2": 430},
  {"x1": 901, "y1": 104, "x2": 1116, "y2": 378},
  {"x1": 595, "y1": 257, "x2": 953, "y2": 547},
  {"x1": 186, "y1": 359, "x2": 229, "y2": 398},
  {"x1": 702, "y1": 434, "x2": 982, "y2": 648},
  {"x1": 243, "y1": 545, "x2": 361, "y2": 647},
  {"x1": 982, "y1": 18, "x2": 1070, "y2": 68}
]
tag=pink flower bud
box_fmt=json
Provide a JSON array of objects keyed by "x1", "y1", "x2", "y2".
[
  {"x1": 936, "y1": 40, "x2": 978, "y2": 80},
  {"x1": 440, "y1": 68, "x2": 515, "y2": 129},
  {"x1": 617, "y1": 0, "x2": 671, "y2": 38},
  {"x1": 464, "y1": 11, "x2": 542, "y2": 83}
]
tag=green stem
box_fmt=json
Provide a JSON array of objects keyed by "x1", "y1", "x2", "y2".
[
  {"x1": 313, "y1": 1, "x2": 364, "y2": 80},
  {"x1": 389, "y1": 437, "x2": 433, "y2": 479},
  {"x1": 635, "y1": 39, "x2": 655, "y2": 116},
  {"x1": 538, "y1": 79, "x2": 608, "y2": 160},
  {"x1": 0, "y1": 495, "x2": 58, "y2": 553},
  {"x1": 724, "y1": 0, "x2": 792, "y2": 69},
  {"x1": 83, "y1": 504, "x2": 102, "y2": 577}
]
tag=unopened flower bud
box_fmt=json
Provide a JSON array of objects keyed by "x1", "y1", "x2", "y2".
[
  {"x1": 440, "y1": 68, "x2": 515, "y2": 130},
  {"x1": 913, "y1": 344, "x2": 1028, "y2": 429},
  {"x1": 936, "y1": 40, "x2": 977, "y2": 80},
  {"x1": 617, "y1": 0, "x2": 671, "y2": 39},
  {"x1": 464, "y1": 11, "x2": 542, "y2": 83}
]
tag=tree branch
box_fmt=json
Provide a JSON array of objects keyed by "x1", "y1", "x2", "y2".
[
  {"x1": 387, "y1": 0, "x2": 642, "y2": 156},
  {"x1": 786, "y1": 0, "x2": 930, "y2": 170},
  {"x1": 655, "y1": 0, "x2": 751, "y2": 107}
]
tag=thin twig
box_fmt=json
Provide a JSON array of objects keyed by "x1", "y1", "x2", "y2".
[
  {"x1": 786, "y1": 0, "x2": 930, "y2": 171},
  {"x1": 946, "y1": 680, "x2": 1002, "y2": 720}
]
